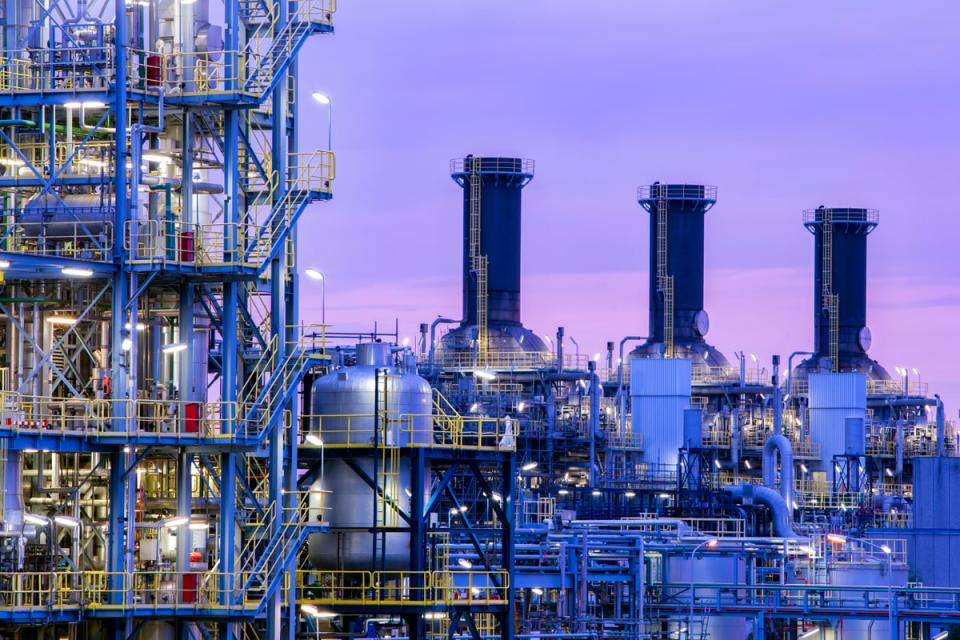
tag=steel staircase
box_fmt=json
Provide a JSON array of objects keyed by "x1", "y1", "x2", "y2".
[
  {"x1": 821, "y1": 209, "x2": 839, "y2": 371},
  {"x1": 656, "y1": 183, "x2": 675, "y2": 358}
]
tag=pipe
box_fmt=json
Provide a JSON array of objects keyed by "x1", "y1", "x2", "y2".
[
  {"x1": 762, "y1": 434, "x2": 794, "y2": 517},
  {"x1": 556, "y1": 326, "x2": 564, "y2": 373},
  {"x1": 935, "y1": 394, "x2": 946, "y2": 457},
  {"x1": 616, "y1": 336, "x2": 648, "y2": 435},
  {"x1": 895, "y1": 420, "x2": 903, "y2": 477},
  {"x1": 725, "y1": 484, "x2": 799, "y2": 538},
  {"x1": 588, "y1": 361, "x2": 600, "y2": 486},
  {"x1": 772, "y1": 355, "x2": 783, "y2": 436},
  {"x1": 427, "y1": 317, "x2": 456, "y2": 374}
]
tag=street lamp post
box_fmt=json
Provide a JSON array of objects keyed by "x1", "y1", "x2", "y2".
[
  {"x1": 311, "y1": 93, "x2": 332, "y2": 151},
  {"x1": 305, "y1": 268, "x2": 325, "y2": 326},
  {"x1": 687, "y1": 538, "x2": 719, "y2": 639}
]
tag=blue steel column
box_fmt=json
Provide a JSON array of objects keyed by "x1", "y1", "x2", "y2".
[
  {"x1": 502, "y1": 454, "x2": 516, "y2": 640},
  {"x1": 108, "y1": 0, "x2": 131, "y2": 636},
  {"x1": 219, "y1": 0, "x2": 240, "y2": 632},
  {"x1": 266, "y1": 0, "x2": 289, "y2": 633}
]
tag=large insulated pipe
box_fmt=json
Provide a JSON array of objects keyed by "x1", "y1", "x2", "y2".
[
  {"x1": 935, "y1": 394, "x2": 946, "y2": 457},
  {"x1": 450, "y1": 156, "x2": 534, "y2": 328},
  {"x1": 635, "y1": 183, "x2": 720, "y2": 359},
  {"x1": 802, "y1": 207, "x2": 887, "y2": 377},
  {"x1": 762, "y1": 435, "x2": 794, "y2": 516},
  {"x1": 725, "y1": 485, "x2": 799, "y2": 539}
]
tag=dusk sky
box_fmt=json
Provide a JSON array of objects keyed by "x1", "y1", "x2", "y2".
[{"x1": 296, "y1": 2, "x2": 960, "y2": 412}]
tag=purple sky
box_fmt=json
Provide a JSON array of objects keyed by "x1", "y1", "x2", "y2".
[{"x1": 296, "y1": 2, "x2": 960, "y2": 413}]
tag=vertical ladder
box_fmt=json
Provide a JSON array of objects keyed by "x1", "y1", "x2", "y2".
[
  {"x1": 821, "y1": 209, "x2": 839, "y2": 371},
  {"x1": 469, "y1": 160, "x2": 488, "y2": 366},
  {"x1": 375, "y1": 375, "x2": 400, "y2": 531},
  {"x1": 656, "y1": 184, "x2": 675, "y2": 358}
]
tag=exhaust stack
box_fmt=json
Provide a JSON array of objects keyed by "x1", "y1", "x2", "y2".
[
  {"x1": 632, "y1": 183, "x2": 728, "y2": 368},
  {"x1": 440, "y1": 156, "x2": 548, "y2": 358},
  {"x1": 796, "y1": 207, "x2": 890, "y2": 380}
]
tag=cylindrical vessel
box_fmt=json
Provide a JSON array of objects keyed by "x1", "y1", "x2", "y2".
[
  {"x1": 808, "y1": 373, "x2": 866, "y2": 488},
  {"x1": 442, "y1": 156, "x2": 548, "y2": 355},
  {"x1": 665, "y1": 553, "x2": 747, "y2": 640},
  {"x1": 633, "y1": 184, "x2": 728, "y2": 368},
  {"x1": 630, "y1": 357, "x2": 692, "y2": 467},
  {"x1": 798, "y1": 208, "x2": 890, "y2": 380},
  {"x1": 307, "y1": 342, "x2": 432, "y2": 570}
]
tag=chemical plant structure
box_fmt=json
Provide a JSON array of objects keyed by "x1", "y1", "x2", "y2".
[{"x1": 0, "y1": 0, "x2": 956, "y2": 636}]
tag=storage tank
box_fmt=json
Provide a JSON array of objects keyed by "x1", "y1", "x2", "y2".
[
  {"x1": 632, "y1": 183, "x2": 729, "y2": 369},
  {"x1": 664, "y1": 552, "x2": 747, "y2": 640},
  {"x1": 827, "y1": 557, "x2": 907, "y2": 639},
  {"x1": 307, "y1": 342, "x2": 432, "y2": 570},
  {"x1": 795, "y1": 207, "x2": 891, "y2": 381},
  {"x1": 440, "y1": 156, "x2": 549, "y2": 357}
]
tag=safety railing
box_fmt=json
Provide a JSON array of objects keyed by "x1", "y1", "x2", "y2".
[
  {"x1": 0, "y1": 140, "x2": 116, "y2": 175},
  {"x1": 814, "y1": 535, "x2": 908, "y2": 565},
  {"x1": 432, "y1": 350, "x2": 556, "y2": 371},
  {"x1": 681, "y1": 517, "x2": 746, "y2": 538},
  {"x1": 0, "y1": 393, "x2": 238, "y2": 440},
  {"x1": 0, "y1": 218, "x2": 114, "y2": 261},
  {"x1": 637, "y1": 184, "x2": 718, "y2": 202},
  {"x1": 301, "y1": 412, "x2": 515, "y2": 451},
  {"x1": 0, "y1": 47, "x2": 114, "y2": 94},
  {"x1": 802, "y1": 208, "x2": 880, "y2": 225},
  {"x1": 795, "y1": 491, "x2": 863, "y2": 510},
  {"x1": 296, "y1": 570, "x2": 508, "y2": 606}
]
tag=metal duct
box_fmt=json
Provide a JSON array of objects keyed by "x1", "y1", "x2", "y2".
[
  {"x1": 0, "y1": 448, "x2": 24, "y2": 534},
  {"x1": 632, "y1": 183, "x2": 728, "y2": 367},
  {"x1": 762, "y1": 435, "x2": 794, "y2": 516},
  {"x1": 797, "y1": 207, "x2": 890, "y2": 380},
  {"x1": 725, "y1": 485, "x2": 799, "y2": 539}
]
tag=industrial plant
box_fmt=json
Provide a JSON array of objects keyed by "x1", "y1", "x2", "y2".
[{"x1": 0, "y1": 2, "x2": 955, "y2": 640}]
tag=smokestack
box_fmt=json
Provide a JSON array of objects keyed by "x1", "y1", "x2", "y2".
[
  {"x1": 440, "y1": 156, "x2": 548, "y2": 356},
  {"x1": 631, "y1": 183, "x2": 728, "y2": 368},
  {"x1": 798, "y1": 207, "x2": 890, "y2": 380}
]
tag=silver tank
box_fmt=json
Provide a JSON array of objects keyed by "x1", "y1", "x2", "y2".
[
  {"x1": 307, "y1": 342, "x2": 432, "y2": 570},
  {"x1": 19, "y1": 193, "x2": 112, "y2": 237},
  {"x1": 665, "y1": 553, "x2": 748, "y2": 640}
]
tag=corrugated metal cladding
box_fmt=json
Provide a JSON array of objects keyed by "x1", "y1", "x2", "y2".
[
  {"x1": 808, "y1": 373, "x2": 866, "y2": 484},
  {"x1": 905, "y1": 458, "x2": 960, "y2": 587},
  {"x1": 630, "y1": 358, "x2": 692, "y2": 467}
]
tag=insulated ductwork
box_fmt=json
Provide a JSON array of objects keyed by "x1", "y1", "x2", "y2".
[
  {"x1": 796, "y1": 207, "x2": 890, "y2": 380},
  {"x1": 441, "y1": 156, "x2": 548, "y2": 357},
  {"x1": 631, "y1": 183, "x2": 729, "y2": 368}
]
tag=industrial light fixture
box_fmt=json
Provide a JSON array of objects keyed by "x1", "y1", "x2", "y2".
[
  {"x1": 457, "y1": 558, "x2": 472, "y2": 569},
  {"x1": 800, "y1": 463, "x2": 809, "y2": 473},
  {"x1": 401, "y1": 336, "x2": 410, "y2": 346},
  {"x1": 592, "y1": 352, "x2": 601, "y2": 362},
  {"x1": 142, "y1": 153, "x2": 172, "y2": 164},
  {"x1": 516, "y1": 402, "x2": 526, "y2": 412},
  {"x1": 658, "y1": 492, "x2": 670, "y2": 499},
  {"x1": 61, "y1": 266, "x2": 93, "y2": 277},
  {"x1": 713, "y1": 459, "x2": 721, "y2": 469},
  {"x1": 744, "y1": 459, "x2": 752, "y2": 469},
  {"x1": 521, "y1": 461, "x2": 537, "y2": 471},
  {"x1": 24, "y1": 513, "x2": 49, "y2": 526},
  {"x1": 473, "y1": 369, "x2": 497, "y2": 381},
  {"x1": 63, "y1": 101, "x2": 82, "y2": 109},
  {"x1": 625, "y1": 491, "x2": 636, "y2": 498},
  {"x1": 531, "y1": 588, "x2": 544, "y2": 596},
  {"x1": 301, "y1": 604, "x2": 319, "y2": 617},
  {"x1": 458, "y1": 505, "x2": 469, "y2": 513},
  {"x1": 121, "y1": 338, "x2": 133, "y2": 351},
  {"x1": 469, "y1": 403, "x2": 479, "y2": 413},
  {"x1": 54, "y1": 516, "x2": 80, "y2": 528},
  {"x1": 705, "y1": 539, "x2": 719, "y2": 548},
  {"x1": 82, "y1": 100, "x2": 106, "y2": 109},
  {"x1": 423, "y1": 612, "x2": 445, "y2": 620},
  {"x1": 189, "y1": 521, "x2": 208, "y2": 531},
  {"x1": 557, "y1": 489, "x2": 569, "y2": 496},
  {"x1": 305, "y1": 434, "x2": 324, "y2": 446},
  {"x1": 881, "y1": 544, "x2": 892, "y2": 554},
  {"x1": 304, "y1": 267, "x2": 324, "y2": 280},
  {"x1": 311, "y1": 92, "x2": 331, "y2": 105},
  {"x1": 125, "y1": 322, "x2": 147, "y2": 331},
  {"x1": 826, "y1": 534, "x2": 847, "y2": 545},
  {"x1": 162, "y1": 516, "x2": 189, "y2": 528},
  {"x1": 162, "y1": 343, "x2": 188, "y2": 353},
  {"x1": 0, "y1": 260, "x2": 10, "y2": 269},
  {"x1": 490, "y1": 492, "x2": 502, "y2": 503},
  {"x1": 591, "y1": 490, "x2": 601, "y2": 497},
  {"x1": 46, "y1": 316, "x2": 78, "y2": 326},
  {"x1": 313, "y1": 611, "x2": 338, "y2": 619}
]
